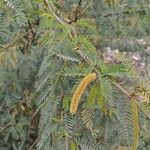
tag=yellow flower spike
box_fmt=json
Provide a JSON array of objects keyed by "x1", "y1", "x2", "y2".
[
  {"x1": 70, "y1": 73, "x2": 97, "y2": 114},
  {"x1": 130, "y1": 99, "x2": 139, "y2": 150}
]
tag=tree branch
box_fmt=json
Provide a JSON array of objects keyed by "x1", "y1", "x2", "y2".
[
  {"x1": 28, "y1": 137, "x2": 38, "y2": 150},
  {"x1": 0, "y1": 27, "x2": 36, "y2": 52},
  {"x1": 43, "y1": 0, "x2": 69, "y2": 25}
]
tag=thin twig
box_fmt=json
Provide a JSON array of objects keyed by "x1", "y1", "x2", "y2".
[
  {"x1": 30, "y1": 106, "x2": 41, "y2": 120},
  {"x1": 0, "y1": 27, "x2": 37, "y2": 52},
  {"x1": 0, "y1": 123, "x2": 11, "y2": 132},
  {"x1": 28, "y1": 137, "x2": 38, "y2": 150},
  {"x1": 43, "y1": 0, "x2": 69, "y2": 25},
  {"x1": 110, "y1": 80, "x2": 131, "y2": 97}
]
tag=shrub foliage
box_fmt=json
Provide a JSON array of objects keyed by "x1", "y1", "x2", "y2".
[{"x1": 0, "y1": 0, "x2": 150, "y2": 150}]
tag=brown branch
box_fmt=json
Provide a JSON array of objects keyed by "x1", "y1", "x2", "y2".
[
  {"x1": 110, "y1": 80, "x2": 131, "y2": 97},
  {"x1": 0, "y1": 27, "x2": 37, "y2": 52},
  {"x1": 43, "y1": 0, "x2": 69, "y2": 25},
  {"x1": 28, "y1": 137, "x2": 38, "y2": 150},
  {"x1": 0, "y1": 123, "x2": 11, "y2": 132},
  {"x1": 104, "y1": 10, "x2": 147, "y2": 18}
]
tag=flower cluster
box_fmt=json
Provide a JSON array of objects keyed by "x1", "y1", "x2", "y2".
[{"x1": 70, "y1": 73, "x2": 97, "y2": 114}]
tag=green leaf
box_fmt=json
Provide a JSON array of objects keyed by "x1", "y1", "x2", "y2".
[{"x1": 87, "y1": 86, "x2": 98, "y2": 107}]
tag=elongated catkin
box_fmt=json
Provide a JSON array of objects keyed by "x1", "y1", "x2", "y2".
[
  {"x1": 130, "y1": 99, "x2": 139, "y2": 150},
  {"x1": 70, "y1": 73, "x2": 97, "y2": 114}
]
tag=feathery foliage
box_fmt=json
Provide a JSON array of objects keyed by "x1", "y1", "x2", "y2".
[{"x1": 0, "y1": 0, "x2": 150, "y2": 149}]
